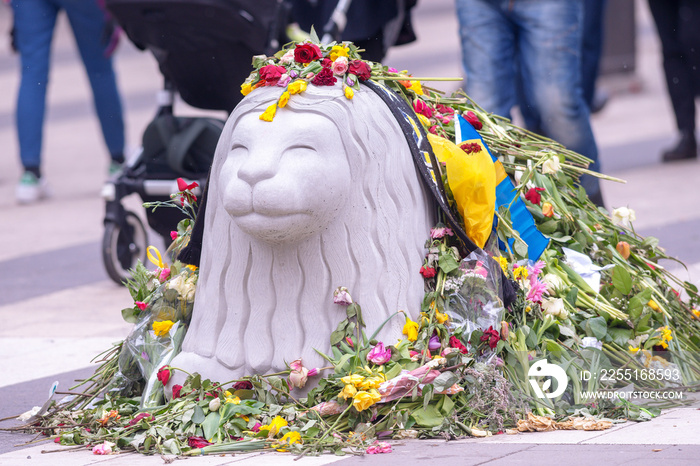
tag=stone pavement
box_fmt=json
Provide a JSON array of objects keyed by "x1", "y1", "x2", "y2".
[{"x1": 1, "y1": 0, "x2": 700, "y2": 464}]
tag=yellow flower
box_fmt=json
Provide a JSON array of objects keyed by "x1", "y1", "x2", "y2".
[
  {"x1": 417, "y1": 113, "x2": 431, "y2": 128},
  {"x1": 225, "y1": 395, "x2": 241, "y2": 405},
  {"x1": 329, "y1": 45, "x2": 349, "y2": 61},
  {"x1": 409, "y1": 80, "x2": 424, "y2": 95},
  {"x1": 240, "y1": 82, "x2": 252, "y2": 96},
  {"x1": 344, "y1": 86, "x2": 354, "y2": 100},
  {"x1": 338, "y1": 384, "x2": 357, "y2": 400},
  {"x1": 358, "y1": 376, "x2": 384, "y2": 391},
  {"x1": 497, "y1": 256, "x2": 508, "y2": 274},
  {"x1": 276, "y1": 431, "x2": 302, "y2": 451},
  {"x1": 288, "y1": 80, "x2": 307, "y2": 95},
  {"x1": 259, "y1": 103, "x2": 277, "y2": 122},
  {"x1": 525, "y1": 305, "x2": 532, "y2": 313},
  {"x1": 435, "y1": 308, "x2": 449, "y2": 324},
  {"x1": 352, "y1": 390, "x2": 381, "y2": 412},
  {"x1": 261, "y1": 415, "x2": 288, "y2": 436},
  {"x1": 648, "y1": 300, "x2": 660, "y2": 312},
  {"x1": 152, "y1": 320, "x2": 174, "y2": 337},
  {"x1": 341, "y1": 374, "x2": 365, "y2": 387},
  {"x1": 402, "y1": 317, "x2": 420, "y2": 342},
  {"x1": 692, "y1": 309, "x2": 700, "y2": 319},
  {"x1": 513, "y1": 266, "x2": 528, "y2": 280},
  {"x1": 628, "y1": 345, "x2": 640, "y2": 353},
  {"x1": 278, "y1": 91, "x2": 290, "y2": 108}
]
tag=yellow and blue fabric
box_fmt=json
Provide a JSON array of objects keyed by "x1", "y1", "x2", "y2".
[{"x1": 455, "y1": 114, "x2": 549, "y2": 261}]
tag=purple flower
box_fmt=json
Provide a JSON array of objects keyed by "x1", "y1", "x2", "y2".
[
  {"x1": 428, "y1": 334, "x2": 442, "y2": 351},
  {"x1": 289, "y1": 70, "x2": 298, "y2": 78},
  {"x1": 277, "y1": 73, "x2": 292, "y2": 87},
  {"x1": 367, "y1": 342, "x2": 392, "y2": 365}
]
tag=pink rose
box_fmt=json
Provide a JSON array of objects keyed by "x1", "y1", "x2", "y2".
[
  {"x1": 331, "y1": 56, "x2": 349, "y2": 75},
  {"x1": 367, "y1": 342, "x2": 392, "y2": 365}
]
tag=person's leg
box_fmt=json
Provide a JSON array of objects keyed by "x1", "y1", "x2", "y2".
[
  {"x1": 581, "y1": 0, "x2": 607, "y2": 110},
  {"x1": 61, "y1": 0, "x2": 125, "y2": 162},
  {"x1": 516, "y1": 0, "x2": 603, "y2": 204},
  {"x1": 11, "y1": 0, "x2": 59, "y2": 176},
  {"x1": 456, "y1": 0, "x2": 517, "y2": 119}
]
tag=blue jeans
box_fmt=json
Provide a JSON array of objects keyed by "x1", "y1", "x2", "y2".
[
  {"x1": 12, "y1": 0, "x2": 124, "y2": 171},
  {"x1": 456, "y1": 0, "x2": 601, "y2": 198}
]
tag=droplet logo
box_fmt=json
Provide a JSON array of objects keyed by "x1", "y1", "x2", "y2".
[{"x1": 528, "y1": 359, "x2": 568, "y2": 399}]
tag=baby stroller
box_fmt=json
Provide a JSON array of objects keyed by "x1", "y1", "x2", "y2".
[{"x1": 101, "y1": 0, "x2": 289, "y2": 284}]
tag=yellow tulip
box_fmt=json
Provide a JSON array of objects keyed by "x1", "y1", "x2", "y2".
[
  {"x1": 278, "y1": 91, "x2": 290, "y2": 108},
  {"x1": 344, "y1": 86, "x2": 354, "y2": 100}
]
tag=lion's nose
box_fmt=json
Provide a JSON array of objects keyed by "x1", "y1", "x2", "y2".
[{"x1": 237, "y1": 152, "x2": 278, "y2": 186}]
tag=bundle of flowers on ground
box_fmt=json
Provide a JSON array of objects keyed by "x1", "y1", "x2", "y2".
[{"x1": 7, "y1": 37, "x2": 700, "y2": 456}]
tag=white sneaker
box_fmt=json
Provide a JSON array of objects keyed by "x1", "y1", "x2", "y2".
[{"x1": 16, "y1": 172, "x2": 51, "y2": 204}]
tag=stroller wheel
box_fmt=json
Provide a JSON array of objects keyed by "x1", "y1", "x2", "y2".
[{"x1": 102, "y1": 211, "x2": 148, "y2": 285}]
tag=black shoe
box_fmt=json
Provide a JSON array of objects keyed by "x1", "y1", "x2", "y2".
[{"x1": 662, "y1": 132, "x2": 697, "y2": 162}]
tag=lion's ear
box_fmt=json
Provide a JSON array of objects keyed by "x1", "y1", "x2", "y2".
[{"x1": 178, "y1": 168, "x2": 211, "y2": 267}]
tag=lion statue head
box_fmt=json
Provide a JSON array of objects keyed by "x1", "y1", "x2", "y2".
[{"x1": 170, "y1": 82, "x2": 435, "y2": 390}]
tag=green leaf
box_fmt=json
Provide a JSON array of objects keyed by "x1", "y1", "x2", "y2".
[
  {"x1": 608, "y1": 328, "x2": 633, "y2": 346},
  {"x1": 438, "y1": 253, "x2": 460, "y2": 274},
  {"x1": 565, "y1": 287, "x2": 579, "y2": 308},
  {"x1": 538, "y1": 220, "x2": 559, "y2": 235},
  {"x1": 586, "y1": 316, "x2": 608, "y2": 340},
  {"x1": 438, "y1": 394, "x2": 455, "y2": 416},
  {"x1": 384, "y1": 362, "x2": 403, "y2": 381},
  {"x1": 121, "y1": 308, "x2": 140, "y2": 324},
  {"x1": 513, "y1": 239, "x2": 529, "y2": 257},
  {"x1": 628, "y1": 289, "x2": 653, "y2": 321},
  {"x1": 330, "y1": 329, "x2": 345, "y2": 346},
  {"x1": 422, "y1": 384, "x2": 434, "y2": 410},
  {"x1": 192, "y1": 405, "x2": 205, "y2": 424},
  {"x1": 202, "y1": 412, "x2": 221, "y2": 442},
  {"x1": 433, "y1": 371, "x2": 458, "y2": 393},
  {"x1": 612, "y1": 265, "x2": 633, "y2": 295},
  {"x1": 411, "y1": 404, "x2": 444, "y2": 427}
]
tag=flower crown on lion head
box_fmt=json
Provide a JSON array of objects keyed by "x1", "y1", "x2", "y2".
[{"x1": 240, "y1": 37, "x2": 433, "y2": 125}]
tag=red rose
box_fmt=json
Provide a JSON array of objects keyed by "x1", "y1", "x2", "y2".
[
  {"x1": 480, "y1": 326, "x2": 500, "y2": 349},
  {"x1": 188, "y1": 436, "x2": 213, "y2": 449},
  {"x1": 311, "y1": 67, "x2": 337, "y2": 86},
  {"x1": 156, "y1": 366, "x2": 171, "y2": 385},
  {"x1": 294, "y1": 43, "x2": 322, "y2": 64},
  {"x1": 524, "y1": 187, "x2": 545, "y2": 205},
  {"x1": 348, "y1": 60, "x2": 371, "y2": 81},
  {"x1": 449, "y1": 336, "x2": 469, "y2": 354},
  {"x1": 420, "y1": 265, "x2": 437, "y2": 278},
  {"x1": 259, "y1": 64, "x2": 286, "y2": 85},
  {"x1": 321, "y1": 57, "x2": 332, "y2": 68},
  {"x1": 172, "y1": 384, "x2": 183, "y2": 399},
  {"x1": 232, "y1": 381, "x2": 253, "y2": 390},
  {"x1": 413, "y1": 99, "x2": 433, "y2": 118},
  {"x1": 465, "y1": 111, "x2": 482, "y2": 130}
]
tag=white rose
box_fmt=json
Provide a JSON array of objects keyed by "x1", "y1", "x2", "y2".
[
  {"x1": 611, "y1": 207, "x2": 636, "y2": 228},
  {"x1": 542, "y1": 156, "x2": 562, "y2": 174},
  {"x1": 581, "y1": 336, "x2": 603, "y2": 350},
  {"x1": 208, "y1": 397, "x2": 221, "y2": 412},
  {"x1": 542, "y1": 273, "x2": 565, "y2": 294},
  {"x1": 541, "y1": 297, "x2": 566, "y2": 318}
]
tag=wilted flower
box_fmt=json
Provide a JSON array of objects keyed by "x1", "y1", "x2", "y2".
[
  {"x1": 97, "y1": 410, "x2": 120, "y2": 426},
  {"x1": 430, "y1": 226, "x2": 454, "y2": 238},
  {"x1": 288, "y1": 358, "x2": 310, "y2": 389},
  {"x1": 402, "y1": 316, "x2": 420, "y2": 342},
  {"x1": 367, "y1": 342, "x2": 392, "y2": 365},
  {"x1": 542, "y1": 155, "x2": 562, "y2": 174},
  {"x1": 428, "y1": 334, "x2": 442, "y2": 351},
  {"x1": 542, "y1": 202, "x2": 554, "y2": 217},
  {"x1": 338, "y1": 384, "x2": 358, "y2": 400},
  {"x1": 611, "y1": 207, "x2": 636, "y2": 228},
  {"x1": 157, "y1": 366, "x2": 171, "y2": 385},
  {"x1": 366, "y1": 441, "x2": 392, "y2": 454},
  {"x1": 128, "y1": 413, "x2": 154, "y2": 426},
  {"x1": 449, "y1": 336, "x2": 469, "y2": 354},
  {"x1": 500, "y1": 321, "x2": 510, "y2": 341},
  {"x1": 172, "y1": 384, "x2": 183, "y2": 399},
  {"x1": 420, "y1": 265, "x2": 437, "y2": 278},
  {"x1": 333, "y1": 286, "x2": 353, "y2": 305},
  {"x1": 276, "y1": 431, "x2": 302, "y2": 452},
  {"x1": 480, "y1": 326, "x2": 500, "y2": 349},
  {"x1": 616, "y1": 241, "x2": 631, "y2": 259},
  {"x1": 464, "y1": 110, "x2": 482, "y2": 130},
  {"x1": 261, "y1": 416, "x2": 288, "y2": 436},
  {"x1": 188, "y1": 436, "x2": 212, "y2": 449},
  {"x1": 92, "y1": 441, "x2": 115, "y2": 455}
]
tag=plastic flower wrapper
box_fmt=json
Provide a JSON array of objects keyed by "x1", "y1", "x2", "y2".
[
  {"x1": 108, "y1": 266, "x2": 196, "y2": 405},
  {"x1": 444, "y1": 249, "x2": 504, "y2": 356}
]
